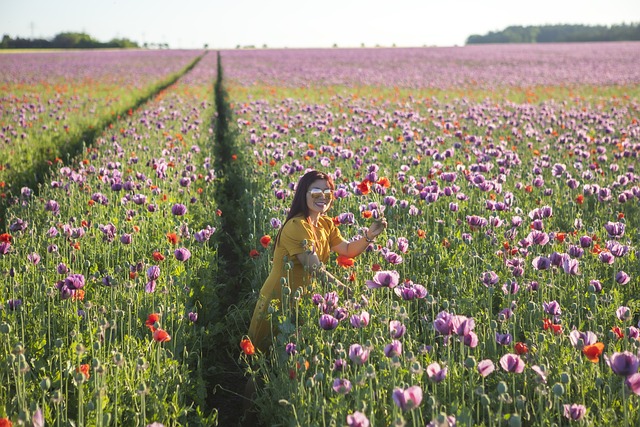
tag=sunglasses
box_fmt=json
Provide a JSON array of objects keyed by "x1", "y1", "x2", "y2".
[{"x1": 308, "y1": 188, "x2": 334, "y2": 200}]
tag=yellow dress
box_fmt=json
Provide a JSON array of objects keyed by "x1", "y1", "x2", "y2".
[{"x1": 248, "y1": 214, "x2": 344, "y2": 351}]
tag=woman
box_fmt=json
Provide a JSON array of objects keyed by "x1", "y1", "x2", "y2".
[{"x1": 248, "y1": 170, "x2": 387, "y2": 352}]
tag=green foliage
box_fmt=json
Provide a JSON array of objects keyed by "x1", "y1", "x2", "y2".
[
  {"x1": 0, "y1": 32, "x2": 142, "y2": 49},
  {"x1": 467, "y1": 23, "x2": 640, "y2": 44}
]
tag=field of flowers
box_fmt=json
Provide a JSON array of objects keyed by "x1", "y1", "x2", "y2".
[
  {"x1": 221, "y1": 42, "x2": 640, "y2": 426},
  {"x1": 0, "y1": 50, "x2": 223, "y2": 426},
  {"x1": 1, "y1": 42, "x2": 640, "y2": 427},
  {"x1": 0, "y1": 50, "x2": 204, "y2": 216}
]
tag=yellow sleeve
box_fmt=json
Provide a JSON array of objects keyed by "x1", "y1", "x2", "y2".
[
  {"x1": 322, "y1": 216, "x2": 346, "y2": 248},
  {"x1": 280, "y1": 217, "x2": 314, "y2": 257}
]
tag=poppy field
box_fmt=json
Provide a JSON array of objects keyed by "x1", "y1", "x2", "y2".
[{"x1": 1, "y1": 42, "x2": 640, "y2": 426}]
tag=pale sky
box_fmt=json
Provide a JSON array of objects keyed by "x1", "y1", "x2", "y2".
[{"x1": 1, "y1": 0, "x2": 639, "y2": 49}]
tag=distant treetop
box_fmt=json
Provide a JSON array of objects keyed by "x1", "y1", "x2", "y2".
[
  {"x1": 0, "y1": 32, "x2": 143, "y2": 49},
  {"x1": 466, "y1": 23, "x2": 640, "y2": 44}
]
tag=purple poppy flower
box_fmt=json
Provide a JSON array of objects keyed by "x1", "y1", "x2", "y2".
[
  {"x1": 502, "y1": 280, "x2": 519, "y2": 295},
  {"x1": 433, "y1": 311, "x2": 454, "y2": 336},
  {"x1": 382, "y1": 249, "x2": 403, "y2": 265},
  {"x1": 463, "y1": 331, "x2": 479, "y2": 348},
  {"x1": 607, "y1": 351, "x2": 640, "y2": 377},
  {"x1": 188, "y1": 312, "x2": 198, "y2": 323},
  {"x1": 348, "y1": 344, "x2": 370, "y2": 365},
  {"x1": 599, "y1": 251, "x2": 615, "y2": 265},
  {"x1": 481, "y1": 271, "x2": 499, "y2": 287},
  {"x1": 384, "y1": 340, "x2": 403, "y2": 358},
  {"x1": 0, "y1": 239, "x2": 13, "y2": 254},
  {"x1": 145, "y1": 280, "x2": 157, "y2": 293},
  {"x1": 56, "y1": 263, "x2": 69, "y2": 274},
  {"x1": 350, "y1": 311, "x2": 370, "y2": 328},
  {"x1": 543, "y1": 300, "x2": 562, "y2": 316},
  {"x1": 146, "y1": 265, "x2": 160, "y2": 280},
  {"x1": 532, "y1": 256, "x2": 551, "y2": 270},
  {"x1": 171, "y1": 203, "x2": 187, "y2": 216},
  {"x1": 332, "y1": 378, "x2": 352, "y2": 394},
  {"x1": 500, "y1": 353, "x2": 525, "y2": 373},
  {"x1": 466, "y1": 215, "x2": 488, "y2": 229},
  {"x1": 616, "y1": 306, "x2": 632, "y2": 321},
  {"x1": 563, "y1": 404, "x2": 587, "y2": 421},
  {"x1": 527, "y1": 230, "x2": 549, "y2": 245},
  {"x1": 392, "y1": 385, "x2": 423, "y2": 411},
  {"x1": 604, "y1": 221, "x2": 625, "y2": 238},
  {"x1": 44, "y1": 200, "x2": 60, "y2": 215},
  {"x1": 333, "y1": 358, "x2": 347, "y2": 372},
  {"x1": 569, "y1": 330, "x2": 597, "y2": 348},
  {"x1": 99, "y1": 223, "x2": 117, "y2": 242},
  {"x1": 365, "y1": 270, "x2": 400, "y2": 289},
  {"x1": 174, "y1": 247, "x2": 191, "y2": 262},
  {"x1": 579, "y1": 235, "x2": 593, "y2": 248},
  {"x1": 626, "y1": 373, "x2": 640, "y2": 395},
  {"x1": 120, "y1": 234, "x2": 132, "y2": 245},
  {"x1": 616, "y1": 270, "x2": 630, "y2": 285},
  {"x1": 568, "y1": 245, "x2": 584, "y2": 258},
  {"x1": 562, "y1": 258, "x2": 580, "y2": 275},
  {"x1": 64, "y1": 274, "x2": 85, "y2": 290},
  {"x1": 285, "y1": 342, "x2": 297, "y2": 356},
  {"x1": 394, "y1": 281, "x2": 427, "y2": 300},
  {"x1": 9, "y1": 218, "x2": 28, "y2": 232},
  {"x1": 531, "y1": 365, "x2": 547, "y2": 384},
  {"x1": 346, "y1": 411, "x2": 369, "y2": 427},
  {"x1": 7, "y1": 299, "x2": 22, "y2": 311},
  {"x1": 397, "y1": 237, "x2": 409, "y2": 253},
  {"x1": 426, "y1": 363, "x2": 447, "y2": 383},
  {"x1": 319, "y1": 314, "x2": 339, "y2": 331},
  {"x1": 607, "y1": 241, "x2": 629, "y2": 257},
  {"x1": 390, "y1": 320, "x2": 406, "y2": 339},
  {"x1": 27, "y1": 253, "x2": 41, "y2": 265},
  {"x1": 478, "y1": 359, "x2": 496, "y2": 377},
  {"x1": 496, "y1": 332, "x2": 513, "y2": 346}
]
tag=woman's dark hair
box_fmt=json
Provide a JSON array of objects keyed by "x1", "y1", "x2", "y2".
[{"x1": 275, "y1": 170, "x2": 335, "y2": 245}]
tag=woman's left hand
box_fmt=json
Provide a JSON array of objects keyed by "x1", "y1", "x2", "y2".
[{"x1": 368, "y1": 217, "x2": 388, "y2": 238}]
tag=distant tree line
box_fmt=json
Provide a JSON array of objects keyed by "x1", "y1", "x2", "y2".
[
  {"x1": 466, "y1": 23, "x2": 640, "y2": 44},
  {"x1": 0, "y1": 32, "x2": 144, "y2": 49}
]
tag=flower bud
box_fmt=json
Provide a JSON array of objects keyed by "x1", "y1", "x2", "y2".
[{"x1": 552, "y1": 383, "x2": 565, "y2": 396}]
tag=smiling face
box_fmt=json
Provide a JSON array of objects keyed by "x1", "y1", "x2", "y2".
[{"x1": 306, "y1": 179, "x2": 333, "y2": 216}]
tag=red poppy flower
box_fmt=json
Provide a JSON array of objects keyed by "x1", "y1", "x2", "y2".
[
  {"x1": 550, "y1": 324, "x2": 562, "y2": 334},
  {"x1": 371, "y1": 263, "x2": 382, "y2": 271},
  {"x1": 153, "y1": 329, "x2": 171, "y2": 342},
  {"x1": 337, "y1": 255, "x2": 355, "y2": 268},
  {"x1": 348, "y1": 271, "x2": 357, "y2": 282},
  {"x1": 260, "y1": 235, "x2": 272, "y2": 248},
  {"x1": 582, "y1": 342, "x2": 604, "y2": 363},
  {"x1": 332, "y1": 216, "x2": 341, "y2": 226},
  {"x1": 556, "y1": 232, "x2": 566, "y2": 243},
  {"x1": 153, "y1": 251, "x2": 165, "y2": 261},
  {"x1": 362, "y1": 210, "x2": 372, "y2": 219},
  {"x1": 377, "y1": 177, "x2": 391, "y2": 188},
  {"x1": 515, "y1": 342, "x2": 528, "y2": 355},
  {"x1": 77, "y1": 363, "x2": 90, "y2": 379},
  {"x1": 618, "y1": 212, "x2": 625, "y2": 220},
  {"x1": 0, "y1": 417, "x2": 12, "y2": 427},
  {"x1": 357, "y1": 179, "x2": 371, "y2": 195},
  {"x1": 166, "y1": 233, "x2": 180, "y2": 245},
  {"x1": 72, "y1": 289, "x2": 85, "y2": 301},
  {"x1": 0, "y1": 233, "x2": 11, "y2": 243},
  {"x1": 129, "y1": 271, "x2": 137, "y2": 279},
  {"x1": 216, "y1": 209, "x2": 222, "y2": 216},
  {"x1": 240, "y1": 338, "x2": 255, "y2": 356},
  {"x1": 576, "y1": 194, "x2": 584, "y2": 205},
  {"x1": 417, "y1": 229, "x2": 426, "y2": 238},
  {"x1": 145, "y1": 313, "x2": 160, "y2": 331},
  {"x1": 611, "y1": 326, "x2": 624, "y2": 339},
  {"x1": 249, "y1": 249, "x2": 260, "y2": 258}
]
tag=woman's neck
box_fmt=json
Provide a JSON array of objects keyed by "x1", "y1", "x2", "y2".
[{"x1": 308, "y1": 212, "x2": 321, "y2": 226}]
